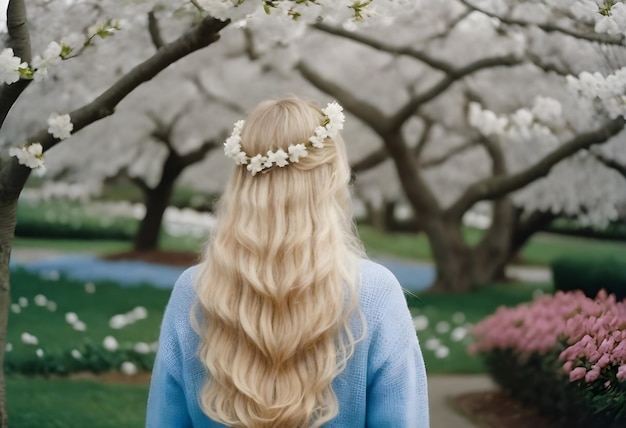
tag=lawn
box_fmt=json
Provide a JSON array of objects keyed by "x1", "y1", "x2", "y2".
[{"x1": 7, "y1": 377, "x2": 148, "y2": 428}]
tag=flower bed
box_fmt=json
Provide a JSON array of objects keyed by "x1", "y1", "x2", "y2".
[{"x1": 470, "y1": 290, "x2": 626, "y2": 428}]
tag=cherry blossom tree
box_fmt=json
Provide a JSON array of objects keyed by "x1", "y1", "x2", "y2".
[
  {"x1": 285, "y1": 1, "x2": 626, "y2": 292},
  {"x1": 0, "y1": 0, "x2": 414, "y2": 423}
]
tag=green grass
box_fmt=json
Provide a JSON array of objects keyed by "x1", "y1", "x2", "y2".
[
  {"x1": 407, "y1": 282, "x2": 552, "y2": 373},
  {"x1": 7, "y1": 269, "x2": 170, "y2": 363},
  {"x1": 357, "y1": 225, "x2": 626, "y2": 266},
  {"x1": 7, "y1": 377, "x2": 148, "y2": 428},
  {"x1": 12, "y1": 237, "x2": 132, "y2": 254}
]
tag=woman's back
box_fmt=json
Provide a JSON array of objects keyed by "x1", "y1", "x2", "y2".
[{"x1": 147, "y1": 259, "x2": 429, "y2": 427}]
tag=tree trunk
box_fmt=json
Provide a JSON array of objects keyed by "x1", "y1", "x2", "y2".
[
  {"x1": 0, "y1": 200, "x2": 17, "y2": 427},
  {"x1": 426, "y1": 199, "x2": 515, "y2": 293},
  {"x1": 133, "y1": 174, "x2": 177, "y2": 251}
]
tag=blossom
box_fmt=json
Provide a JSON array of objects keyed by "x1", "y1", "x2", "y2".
[
  {"x1": 309, "y1": 126, "x2": 327, "y2": 148},
  {"x1": 109, "y1": 314, "x2": 128, "y2": 329},
  {"x1": 435, "y1": 346, "x2": 450, "y2": 359},
  {"x1": 32, "y1": 41, "x2": 63, "y2": 82},
  {"x1": 71, "y1": 349, "x2": 82, "y2": 359},
  {"x1": 10, "y1": 304, "x2": 21, "y2": 314},
  {"x1": 121, "y1": 361, "x2": 138, "y2": 376},
  {"x1": 0, "y1": 48, "x2": 26, "y2": 84},
  {"x1": 47, "y1": 113, "x2": 73, "y2": 140},
  {"x1": 133, "y1": 342, "x2": 151, "y2": 354},
  {"x1": 18, "y1": 297, "x2": 28, "y2": 308},
  {"x1": 21, "y1": 332, "x2": 38, "y2": 346},
  {"x1": 451, "y1": 326, "x2": 468, "y2": 342},
  {"x1": 246, "y1": 154, "x2": 267, "y2": 176},
  {"x1": 288, "y1": 143, "x2": 308, "y2": 162},
  {"x1": 266, "y1": 149, "x2": 290, "y2": 168},
  {"x1": 46, "y1": 301, "x2": 57, "y2": 312},
  {"x1": 84, "y1": 282, "x2": 96, "y2": 294},
  {"x1": 36, "y1": 348, "x2": 44, "y2": 358},
  {"x1": 321, "y1": 101, "x2": 345, "y2": 135},
  {"x1": 412, "y1": 315, "x2": 428, "y2": 331},
  {"x1": 65, "y1": 312, "x2": 79, "y2": 324},
  {"x1": 73, "y1": 321, "x2": 87, "y2": 331},
  {"x1": 9, "y1": 143, "x2": 46, "y2": 176},
  {"x1": 5, "y1": 343, "x2": 12, "y2": 352},
  {"x1": 435, "y1": 321, "x2": 450, "y2": 334},
  {"x1": 103, "y1": 335, "x2": 119, "y2": 352},
  {"x1": 34, "y1": 294, "x2": 48, "y2": 307},
  {"x1": 132, "y1": 306, "x2": 148, "y2": 320}
]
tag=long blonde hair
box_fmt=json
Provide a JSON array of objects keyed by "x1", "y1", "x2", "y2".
[{"x1": 193, "y1": 97, "x2": 364, "y2": 427}]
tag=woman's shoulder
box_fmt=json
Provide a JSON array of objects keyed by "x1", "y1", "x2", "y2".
[{"x1": 358, "y1": 258, "x2": 405, "y2": 311}]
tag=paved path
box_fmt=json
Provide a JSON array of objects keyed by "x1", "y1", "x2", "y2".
[{"x1": 429, "y1": 374, "x2": 495, "y2": 428}]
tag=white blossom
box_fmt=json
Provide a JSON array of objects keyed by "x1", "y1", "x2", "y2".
[
  {"x1": 435, "y1": 321, "x2": 450, "y2": 334},
  {"x1": 412, "y1": 315, "x2": 429, "y2": 331},
  {"x1": 10, "y1": 304, "x2": 21, "y2": 314},
  {"x1": 109, "y1": 314, "x2": 128, "y2": 329},
  {"x1": 451, "y1": 326, "x2": 468, "y2": 342},
  {"x1": 266, "y1": 149, "x2": 289, "y2": 168},
  {"x1": 65, "y1": 312, "x2": 79, "y2": 324},
  {"x1": 46, "y1": 301, "x2": 57, "y2": 312},
  {"x1": 9, "y1": 143, "x2": 46, "y2": 176},
  {"x1": 47, "y1": 113, "x2": 73, "y2": 140},
  {"x1": 288, "y1": 143, "x2": 308, "y2": 162},
  {"x1": 133, "y1": 342, "x2": 151, "y2": 354},
  {"x1": 0, "y1": 48, "x2": 26, "y2": 84},
  {"x1": 71, "y1": 349, "x2": 82, "y2": 359},
  {"x1": 32, "y1": 41, "x2": 63, "y2": 82},
  {"x1": 246, "y1": 154, "x2": 266, "y2": 176},
  {"x1": 36, "y1": 348, "x2": 44, "y2": 358},
  {"x1": 5, "y1": 343, "x2": 12, "y2": 352},
  {"x1": 73, "y1": 320, "x2": 87, "y2": 331},
  {"x1": 84, "y1": 282, "x2": 96, "y2": 294},
  {"x1": 34, "y1": 294, "x2": 48, "y2": 307},
  {"x1": 120, "y1": 361, "x2": 138, "y2": 376},
  {"x1": 103, "y1": 335, "x2": 119, "y2": 352},
  {"x1": 131, "y1": 306, "x2": 148, "y2": 320},
  {"x1": 434, "y1": 346, "x2": 450, "y2": 359},
  {"x1": 21, "y1": 332, "x2": 38, "y2": 346}
]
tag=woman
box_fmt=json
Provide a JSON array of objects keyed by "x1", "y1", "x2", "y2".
[{"x1": 146, "y1": 97, "x2": 429, "y2": 427}]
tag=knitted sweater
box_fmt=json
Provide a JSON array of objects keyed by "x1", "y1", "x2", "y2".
[{"x1": 146, "y1": 259, "x2": 429, "y2": 427}]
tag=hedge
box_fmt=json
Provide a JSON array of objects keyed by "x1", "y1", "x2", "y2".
[{"x1": 551, "y1": 256, "x2": 626, "y2": 301}]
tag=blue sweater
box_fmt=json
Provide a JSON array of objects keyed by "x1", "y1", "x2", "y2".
[{"x1": 146, "y1": 259, "x2": 429, "y2": 427}]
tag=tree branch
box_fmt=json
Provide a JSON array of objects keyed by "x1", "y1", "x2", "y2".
[
  {"x1": 147, "y1": 10, "x2": 166, "y2": 50},
  {"x1": 295, "y1": 61, "x2": 389, "y2": 134},
  {"x1": 0, "y1": 0, "x2": 32, "y2": 130},
  {"x1": 312, "y1": 22, "x2": 454, "y2": 74},
  {"x1": 420, "y1": 140, "x2": 479, "y2": 169},
  {"x1": 0, "y1": 16, "x2": 230, "y2": 202},
  {"x1": 180, "y1": 138, "x2": 219, "y2": 166},
  {"x1": 188, "y1": 74, "x2": 246, "y2": 115},
  {"x1": 446, "y1": 117, "x2": 626, "y2": 220},
  {"x1": 459, "y1": 0, "x2": 624, "y2": 46},
  {"x1": 592, "y1": 151, "x2": 626, "y2": 178},
  {"x1": 389, "y1": 54, "x2": 522, "y2": 130}
]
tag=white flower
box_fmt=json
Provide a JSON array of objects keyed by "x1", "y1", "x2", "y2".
[
  {"x1": 412, "y1": 315, "x2": 429, "y2": 331},
  {"x1": 109, "y1": 314, "x2": 127, "y2": 330},
  {"x1": 9, "y1": 143, "x2": 46, "y2": 175},
  {"x1": 73, "y1": 321, "x2": 87, "y2": 331},
  {"x1": 46, "y1": 301, "x2": 57, "y2": 312},
  {"x1": 435, "y1": 346, "x2": 450, "y2": 359},
  {"x1": 531, "y1": 96, "x2": 563, "y2": 126},
  {"x1": 10, "y1": 304, "x2": 21, "y2": 314},
  {"x1": 103, "y1": 335, "x2": 119, "y2": 352},
  {"x1": 32, "y1": 41, "x2": 62, "y2": 82},
  {"x1": 84, "y1": 282, "x2": 96, "y2": 294},
  {"x1": 21, "y1": 332, "x2": 38, "y2": 346},
  {"x1": 451, "y1": 326, "x2": 468, "y2": 342},
  {"x1": 233, "y1": 151, "x2": 248, "y2": 165},
  {"x1": 246, "y1": 154, "x2": 267, "y2": 176},
  {"x1": 18, "y1": 297, "x2": 28, "y2": 308},
  {"x1": 511, "y1": 108, "x2": 534, "y2": 129},
  {"x1": 120, "y1": 361, "x2": 138, "y2": 376},
  {"x1": 425, "y1": 338, "x2": 440, "y2": 350},
  {"x1": 36, "y1": 348, "x2": 44, "y2": 358},
  {"x1": 71, "y1": 349, "x2": 82, "y2": 359},
  {"x1": 132, "y1": 306, "x2": 148, "y2": 320},
  {"x1": 34, "y1": 294, "x2": 48, "y2": 307},
  {"x1": 266, "y1": 149, "x2": 290, "y2": 168},
  {"x1": 65, "y1": 312, "x2": 79, "y2": 324},
  {"x1": 309, "y1": 126, "x2": 327, "y2": 148},
  {"x1": 435, "y1": 321, "x2": 450, "y2": 334},
  {"x1": 0, "y1": 48, "x2": 26, "y2": 85},
  {"x1": 149, "y1": 341, "x2": 159, "y2": 352},
  {"x1": 5, "y1": 343, "x2": 12, "y2": 352},
  {"x1": 47, "y1": 113, "x2": 73, "y2": 140},
  {"x1": 288, "y1": 144, "x2": 308, "y2": 162},
  {"x1": 133, "y1": 342, "x2": 151, "y2": 354},
  {"x1": 321, "y1": 101, "x2": 345, "y2": 135}
]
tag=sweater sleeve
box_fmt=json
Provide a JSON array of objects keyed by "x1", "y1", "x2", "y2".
[
  {"x1": 365, "y1": 267, "x2": 430, "y2": 428},
  {"x1": 146, "y1": 269, "x2": 195, "y2": 428}
]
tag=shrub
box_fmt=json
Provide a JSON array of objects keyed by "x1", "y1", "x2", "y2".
[
  {"x1": 470, "y1": 290, "x2": 626, "y2": 427},
  {"x1": 551, "y1": 256, "x2": 626, "y2": 301}
]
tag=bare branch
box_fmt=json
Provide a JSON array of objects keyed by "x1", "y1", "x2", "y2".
[
  {"x1": 459, "y1": 0, "x2": 624, "y2": 46},
  {"x1": 1, "y1": 16, "x2": 230, "y2": 201},
  {"x1": 350, "y1": 147, "x2": 387, "y2": 174},
  {"x1": 413, "y1": 118, "x2": 434, "y2": 159},
  {"x1": 296, "y1": 61, "x2": 389, "y2": 134},
  {"x1": 180, "y1": 138, "x2": 220, "y2": 166},
  {"x1": 446, "y1": 117, "x2": 626, "y2": 220},
  {"x1": 420, "y1": 140, "x2": 479, "y2": 169},
  {"x1": 148, "y1": 10, "x2": 165, "y2": 50},
  {"x1": 423, "y1": 10, "x2": 472, "y2": 42},
  {"x1": 189, "y1": 75, "x2": 246, "y2": 115},
  {"x1": 389, "y1": 54, "x2": 522, "y2": 129},
  {"x1": 592, "y1": 151, "x2": 626, "y2": 178},
  {"x1": 312, "y1": 22, "x2": 454, "y2": 74}
]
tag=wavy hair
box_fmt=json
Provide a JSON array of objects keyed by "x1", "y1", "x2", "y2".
[{"x1": 193, "y1": 97, "x2": 364, "y2": 427}]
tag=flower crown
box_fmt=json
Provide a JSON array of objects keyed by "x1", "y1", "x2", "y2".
[{"x1": 223, "y1": 101, "x2": 345, "y2": 176}]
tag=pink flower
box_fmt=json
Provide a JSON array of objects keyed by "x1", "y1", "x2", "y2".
[
  {"x1": 585, "y1": 367, "x2": 600, "y2": 383},
  {"x1": 617, "y1": 365, "x2": 626, "y2": 381},
  {"x1": 570, "y1": 367, "x2": 587, "y2": 382}
]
